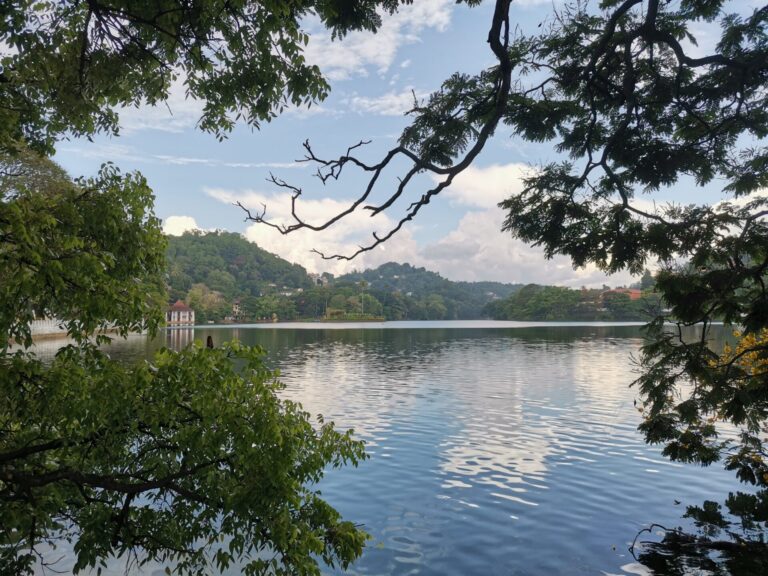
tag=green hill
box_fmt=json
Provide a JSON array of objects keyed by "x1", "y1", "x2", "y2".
[
  {"x1": 338, "y1": 262, "x2": 522, "y2": 320},
  {"x1": 166, "y1": 231, "x2": 312, "y2": 322},
  {"x1": 165, "y1": 234, "x2": 523, "y2": 322}
]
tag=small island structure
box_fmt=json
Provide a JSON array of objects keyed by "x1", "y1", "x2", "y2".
[{"x1": 166, "y1": 300, "x2": 195, "y2": 326}]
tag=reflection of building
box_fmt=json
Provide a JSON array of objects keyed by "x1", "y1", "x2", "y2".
[
  {"x1": 166, "y1": 300, "x2": 195, "y2": 326},
  {"x1": 30, "y1": 317, "x2": 67, "y2": 337},
  {"x1": 166, "y1": 327, "x2": 195, "y2": 349}
]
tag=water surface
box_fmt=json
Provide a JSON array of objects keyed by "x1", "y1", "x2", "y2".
[{"x1": 43, "y1": 322, "x2": 740, "y2": 575}]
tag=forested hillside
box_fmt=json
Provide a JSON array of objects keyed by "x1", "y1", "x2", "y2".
[
  {"x1": 339, "y1": 263, "x2": 521, "y2": 320},
  {"x1": 167, "y1": 231, "x2": 312, "y2": 299},
  {"x1": 165, "y1": 233, "x2": 654, "y2": 323},
  {"x1": 166, "y1": 231, "x2": 312, "y2": 322},
  {"x1": 484, "y1": 283, "x2": 661, "y2": 321}
]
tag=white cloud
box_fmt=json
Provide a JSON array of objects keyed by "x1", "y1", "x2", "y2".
[
  {"x1": 205, "y1": 177, "x2": 634, "y2": 288},
  {"x1": 514, "y1": 0, "x2": 560, "y2": 5},
  {"x1": 305, "y1": 0, "x2": 454, "y2": 81},
  {"x1": 56, "y1": 143, "x2": 146, "y2": 164},
  {"x1": 163, "y1": 215, "x2": 203, "y2": 236},
  {"x1": 283, "y1": 103, "x2": 342, "y2": 119},
  {"x1": 346, "y1": 88, "x2": 426, "y2": 116},
  {"x1": 441, "y1": 163, "x2": 534, "y2": 209},
  {"x1": 223, "y1": 161, "x2": 303, "y2": 169},
  {"x1": 58, "y1": 143, "x2": 304, "y2": 170},
  {"x1": 154, "y1": 155, "x2": 211, "y2": 166},
  {"x1": 419, "y1": 209, "x2": 634, "y2": 287},
  {"x1": 118, "y1": 77, "x2": 203, "y2": 134},
  {"x1": 205, "y1": 187, "x2": 420, "y2": 277},
  {"x1": 400, "y1": 59, "x2": 412, "y2": 69}
]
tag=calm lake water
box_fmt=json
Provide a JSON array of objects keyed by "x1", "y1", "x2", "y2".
[{"x1": 36, "y1": 321, "x2": 741, "y2": 575}]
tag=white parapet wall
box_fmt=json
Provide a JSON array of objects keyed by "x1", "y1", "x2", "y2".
[{"x1": 30, "y1": 318, "x2": 68, "y2": 336}]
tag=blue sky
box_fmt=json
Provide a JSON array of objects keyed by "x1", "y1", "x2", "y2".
[{"x1": 51, "y1": 0, "x2": 743, "y2": 287}]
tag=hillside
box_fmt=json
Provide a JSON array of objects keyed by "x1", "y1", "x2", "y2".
[
  {"x1": 484, "y1": 283, "x2": 661, "y2": 321},
  {"x1": 166, "y1": 231, "x2": 312, "y2": 321},
  {"x1": 164, "y1": 235, "x2": 525, "y2": 322},
  {"x1": 338, "y1": 262, "x2": 522, "y2": 319}
]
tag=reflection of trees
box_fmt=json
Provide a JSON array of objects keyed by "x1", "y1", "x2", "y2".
[
  {"x1": 632, "y1": 527, "x2": 768, "y2": 575},
  {"x1": 71, "y1": 323, "x2": 765, "y2": 573}
]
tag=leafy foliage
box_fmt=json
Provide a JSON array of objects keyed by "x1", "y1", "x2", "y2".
[
  {"x1": 1, "y1": 149, "x2": 166, "y2": 349},
  {"x1": 237, "y1": 0, "x2": 768, "y2": 561},
  {"x1": 494, "y1": 0, "x2": 768, "y2": 559},
  {"x1": 1, "y1": 342, "x2": 366, "y2": 575},
  {"x1": 0, "y1": 0, "x2": 413, "y2": 153},
  {"x1": 0, "y1": 149, "x2": 367, "y2": 574}
]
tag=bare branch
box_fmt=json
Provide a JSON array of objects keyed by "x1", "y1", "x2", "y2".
[{"x1": 242, "y1": 0, "x2": 514, "y2": 259}]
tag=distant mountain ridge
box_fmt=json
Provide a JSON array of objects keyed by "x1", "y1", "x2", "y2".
[
  {"x1": 338, "y1": 262, "x2": 522, "y2": 319},
  {"x1": 164, "y1": 232, "x2": 523, "y2": 320}
]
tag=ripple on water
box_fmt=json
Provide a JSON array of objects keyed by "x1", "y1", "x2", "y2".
[{"x1": 66, "y1": 324, "x2": 741, "y2": 576}]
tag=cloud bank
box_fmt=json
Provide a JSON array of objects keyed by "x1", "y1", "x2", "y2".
[
  {"x1": 205, "y1": 162, "x2": 636, "y2": 287},
  {"x1": 304, "y1": 0, "x2": 454, "y2": 81}
]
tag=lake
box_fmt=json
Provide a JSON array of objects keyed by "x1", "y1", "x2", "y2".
[{"x1": 37, "y1": 321, "x2": 741, "y2": 575}]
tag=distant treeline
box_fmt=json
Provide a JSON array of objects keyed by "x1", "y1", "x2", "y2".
[
  {"x1": 483, "y1": 283, "x2": 661, "y2": 321},
  {"x1": 338, "y1": 262, "x2": 521, "y2": 320},
  {"x1": 165, "y1": 232, "x2": 657, "y2": 323}
]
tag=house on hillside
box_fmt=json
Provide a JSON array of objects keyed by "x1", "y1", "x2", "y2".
[
  {"x1": 225, "y1": 299, "x2": 243, "y2": 322},
  {"x1": 166, "y1": 300, "x2": 195, "y2": 326},
  {"x1": 601, "y1": 288, "x2": 642, "y2": 301}
]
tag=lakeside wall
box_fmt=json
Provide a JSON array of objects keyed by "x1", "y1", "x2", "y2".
[{"x1": 30, "y1": 318, "x2": 68, "y2": 337}]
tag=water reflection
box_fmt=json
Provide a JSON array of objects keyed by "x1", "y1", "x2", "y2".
[
  {"x1": 39, "y1": 323, "x2": 745, "y2": 575},
  {"x1": 166, "y1": 327, "x2": 195, "y2": 349}
]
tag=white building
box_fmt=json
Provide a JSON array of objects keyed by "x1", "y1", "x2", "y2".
[{"x1": 166, "y1": 300, "x2": 195, "y2": 326}]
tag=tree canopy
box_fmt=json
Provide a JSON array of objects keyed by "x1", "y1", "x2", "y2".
[
  {"x1": 484, "y1": 283, "x2": 661, "y2": 322},
  {"x1": 1, "y1": 0, "x2": 402, "y2": 569},
  {"x1": 166, "y1": 231, "x2": 312, "y2": 298},
  {"x1": 241, "y1": 0, "x2": 768, "y2": 559},
  {"x1": 0, "y1": 0, "x2": 413, "y2": 153},
  {"x1": 0, "y1": 151, "x2": 368, "y2": 574}
]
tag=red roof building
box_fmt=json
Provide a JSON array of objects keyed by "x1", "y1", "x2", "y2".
[{"x1": 602, "y1": 288, "x2": 643, "y2": 301}]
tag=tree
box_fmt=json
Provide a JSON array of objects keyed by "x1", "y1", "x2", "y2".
[
  {"x1": 640, "y1": 269, "x2": 656, "y2": 291},
  {"x1": 241, "y1": 0, "x2": 768, "y2": 557},
  {"x1": 0, "y1": 0, "x2": 414, "y2": 154},
  {"x1": 0, "y1": 152, "x2": 367, "y2": 574},
  {"x1": 1, "y1": 5, "x2": 421, "y2": 566},
  {"x1": 186, "y1": 283, "x2": 231, "y2": 323},
  {"x1": 1, "y1": 150, "x2": 166, "y2": 349}
]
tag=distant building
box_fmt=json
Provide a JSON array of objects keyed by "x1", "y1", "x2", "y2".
[
  {"x1": 166, "y1": 300, "x2": 195, "y2": 326},
  {"x1": 225, "y1": 299, "x2": 243, "y2": 322},
  {"x1": 602, "y1": 288, "x2": 643, "y2": 301},
  {"x1": 308, "y1": 273, "x2": 331, "y2": 287}
]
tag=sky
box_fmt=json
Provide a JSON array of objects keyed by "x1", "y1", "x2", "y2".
[{"x1": 51, "y1": 0, "x2": 745, "y2": 288}]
